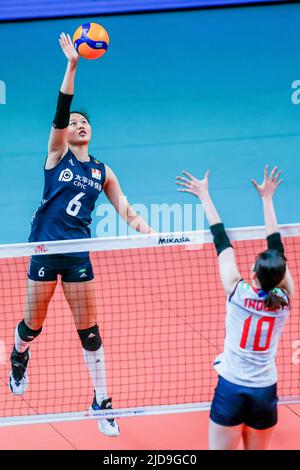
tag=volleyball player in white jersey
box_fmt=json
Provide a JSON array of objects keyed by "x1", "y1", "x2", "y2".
[{"x1": 176, "y1": 166, "x2": 294, "y2": 450}]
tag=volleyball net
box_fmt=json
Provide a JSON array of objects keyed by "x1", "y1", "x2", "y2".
[{"x1": 0, "y1": 225, "x2": 299, "y2": 426}]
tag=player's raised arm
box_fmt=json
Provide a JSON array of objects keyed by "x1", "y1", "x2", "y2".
[
  {"x1": 46, "y1": 33, "x2": 79, "y2": 170},
  {"x1": 176, "y1": 170, "x2": 241, "y2": 295},
  {"x1": 104, "y1": 165, "x2": 155, "y2": 234},
  {"x1": 252, "y1": 165, "x2": 294, "y2": 297}
]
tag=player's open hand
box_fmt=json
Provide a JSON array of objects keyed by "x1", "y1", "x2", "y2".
[
  {"x1": 251, "y1": 165, "x2": 283, "y2": 200},
  {"x1": 176, "y1": 170, "x2": 210, "y2": 200},
  {"x1": 59, "y1": 32, "x2": 79, "y2": 66}
]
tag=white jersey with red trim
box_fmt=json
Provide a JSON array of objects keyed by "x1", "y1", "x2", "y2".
[{"x1": 214, "y1": 280, "x2": 290, "y2": 388}]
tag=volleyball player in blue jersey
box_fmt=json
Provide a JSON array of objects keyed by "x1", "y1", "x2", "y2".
[{"x1": 9, "y1": 33, "x2": 154, "y2": 437}]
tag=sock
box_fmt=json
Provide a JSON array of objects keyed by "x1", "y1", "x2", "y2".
[
  {"x1": 14, "y1": 321, "x2": 41, "y2": 353},
  {"x1": 15, "y1": 328, "x2": 31, "y2": 354},
  {"x1": 83, "y1": 345, "x2": 107, "y2": 404}
]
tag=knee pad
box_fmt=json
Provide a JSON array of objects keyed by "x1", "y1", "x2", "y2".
[
  {"x1": 78, "y1": 324, "x2": 102, "y2": 351},
  {"x1": 18, "y1": 320, "x2": 42, "y2": 342}
]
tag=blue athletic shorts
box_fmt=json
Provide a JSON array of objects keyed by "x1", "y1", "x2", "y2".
[
  {"x1": 28, "y1": 254, "x2": 94, "y2": 283},
  {"x1": 210, "y1": 375, "x2": 278, "y2": 430}
]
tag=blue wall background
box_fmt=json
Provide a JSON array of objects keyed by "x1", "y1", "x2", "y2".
[
  {"x1": 0, "y1": 1, "x2": 289, "y2": 21},
  {"x1": 0, "y1": 3, "x2": 300, "y2": 243}
]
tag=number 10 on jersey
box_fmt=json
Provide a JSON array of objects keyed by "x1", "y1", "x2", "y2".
[{"x1": 240, "y1": 315, "x2": 275, "y2": 352}]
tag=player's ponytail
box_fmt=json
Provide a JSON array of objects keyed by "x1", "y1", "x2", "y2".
[
  {"x1": 254, "y1": 250, "x2": 288, "y2": 310},
  {"x1": 259, "y1": 289, "x2": 288, "y2": 309}
]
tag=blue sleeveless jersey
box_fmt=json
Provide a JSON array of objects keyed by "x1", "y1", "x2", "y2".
[{"x1": 29, "y1": 149, "x2": 106, "y2": 242}]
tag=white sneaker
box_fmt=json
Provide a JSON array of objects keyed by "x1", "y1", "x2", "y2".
[
  {"x1": 9, "y1": 347, "x2": 30, "y2": 395},
  {"x1": 9, "y1": 370, "x2": 28, "y2": 395},
  {"x1": 90, "y1": 395, "x2": 120, "y2": 437}
]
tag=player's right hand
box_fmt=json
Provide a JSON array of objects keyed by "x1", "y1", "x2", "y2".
[{"x1": 59, "y1": 32, "x2": 79, "y2": 66}]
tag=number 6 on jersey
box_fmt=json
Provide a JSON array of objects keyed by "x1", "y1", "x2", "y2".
[{"x1": 66, "y1": 192, "x2": 85, "y2": 217}]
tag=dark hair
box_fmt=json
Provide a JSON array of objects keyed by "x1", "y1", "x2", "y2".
[
  {"x1": 70, "y1": 110, "x2": 90, "y2": 124},
  {"x1": 254, "y1": 250, "x2": 288, "y2": 310}
]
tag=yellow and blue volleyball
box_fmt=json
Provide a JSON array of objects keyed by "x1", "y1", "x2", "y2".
[{"x1": 73, "y1": 22, "x2": 109, "y2": 60}]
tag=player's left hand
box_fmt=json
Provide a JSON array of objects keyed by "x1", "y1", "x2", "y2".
[{"x1": 176, "y1": 170, "x2": 210, "y2": 199}]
